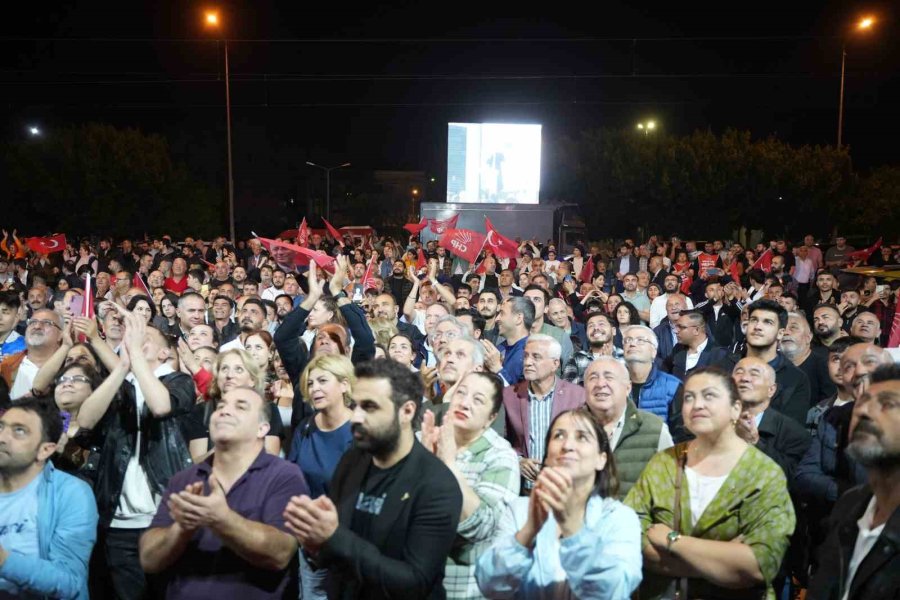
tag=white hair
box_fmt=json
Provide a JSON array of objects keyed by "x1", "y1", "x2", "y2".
[
  {"x1": 526, "y1": 333, "x2": 562, "y2": 360},
  {"x1": 623, "y1": 325, "x2": 659, "y2": 350}
]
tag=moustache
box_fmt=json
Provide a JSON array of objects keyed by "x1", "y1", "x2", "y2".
[
  {"x1": 852, "y1": 419, "x2": 881, "y2": 439},
  {"x1": 351, "y1": 423, "x2": 367, "y2": 436}
]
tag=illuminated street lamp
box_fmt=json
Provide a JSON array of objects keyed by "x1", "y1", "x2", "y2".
[
  {"x1": 837, "y1": 16, "x2": 877, "y2": 149},
  {"x1": 636, "y1": 120, "x2": 657, "y2": 136},
  {"x1": 28, "y1": 126, "x2": 41, "y2": 136},
  {"x1": 306, "y1": 161, "x2": 351, "y2": 221},
  {"x1": 203, "y1": 9, "x2": 235, "y2": 242}
]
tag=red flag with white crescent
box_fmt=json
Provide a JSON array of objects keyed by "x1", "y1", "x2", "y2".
[
  {"x1": 752, "y1": 249, "x2": 774, "y2": 273},
  {"x1": 132, "y1": 273, "x2": 151, "y2": 297},
  {"x1": 297, "y1": 218, "x2": 310, "y2": 246},
  {"x1": 438, "y1": 228, "x2": 486, "y2": 264},
  {"x1": 429, "y1": 214, "x2": 459, "y2": 235},
  {"x1": 26, "y1": 234, "x2": 66, "y2": 254},
  {"x1": 484, "y1": 217, "x2": 520, "y2": 260},
  {"x1": 580, "y1": 256, "x2": 595, "y2": 283},
  {"x1": 361, "y1": 254, "x2": 379, "y2": 291},
  {"x1": 848, "y1": 238, "x2": 882, "y2": 263}
]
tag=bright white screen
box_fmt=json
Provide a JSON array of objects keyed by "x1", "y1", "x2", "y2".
[{"x1": 446, "y1": 122, "x2": 541, "y2": 204}]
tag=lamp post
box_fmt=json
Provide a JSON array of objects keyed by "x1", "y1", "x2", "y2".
[
  {"x1": 837, "y1": 16, "x2": 876, "y2": 149},
  {"x1": 204, "y1": 10, "x2": 235, "y2": 242},
  {"x1": 636, "y1": 120, "x2": 657, "y2": 136},
  {"x1": 305, "y1": 161, "x2": 351, "y2": 221}
]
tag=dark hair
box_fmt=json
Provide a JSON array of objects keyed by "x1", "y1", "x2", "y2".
[
  {"x1": 8, "y1": 397, "x2": 63, "y2": 445},
  {"x1": 827, "y1": 337, "x2": 860, "y2": 355},
  {"x1": 748, "y1": 269, "x2": 766, "y2": 285},
  {"x1": 585, "y1": 310, "x2": 616, "y2": 330},
  {"x1": 615, "y1": 301, "x2": 641, "y2": 325},
  {"x1": 0, "y1": 290, "x2": 21, "y2": 311},
  {"x1": 542, "y1": 407, "x2": 619, "y2": 498},
  {"x1": 355, "y1": 358, "x2": 424, "y2": 427},
  {"x1": 55, "y1": 360, "x2": 103, "y2": 391},
  {"x1": 478, "y1": 288, "x2": 501, "y2": 304},
  {"x1": 813, "y1": 303, "x2": 841, "y2": 318},
  {"x1": 187, "y1": 269, "x2": 206, "y2": 282},
  {"x1": 388, "y1": 332, "x2": 416, "y2": 349},
  {"x1": 679, "y1": 309, "x2": 706, "y2": 327},
  {"x1": 465, "y1": 371, "x2": 504, "y2": 416},
  {"x1": 505, "y1": 296, "x2": 536, "y2": 331},
  {"x1": 241, "y1": 298, "x2": 266, "y2": 314},
  {"x1": 456, "y1": 308, "x2": 486, "y2": 336},
  {"x1": 869, "y1": 363, "x2": 900, "y2": 385},
  {"x1": 704, "y1": 277, "x2": 723, "y2": 290},
  {"x1": 748, "y1": 298, "x2": 788, "y2": 329},
  {"x1": 126, "y1": 294, "x2": 157, "y2": 320},
  {"x1": 524, "y1": 284, "x2": 551, "y2": 305},
  {"x1": 685, "y1": 366, "x2": 741, "y2": 406}
]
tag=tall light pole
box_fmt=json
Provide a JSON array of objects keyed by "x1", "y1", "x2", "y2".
[
  {"x1": 636, "y1": 120, "x2": 657, "y2": 136},
  {"x1": 837, "y1": 16, "x2": 876, "y2": 149},
  {"x1": 306, "y1": 161, "x2": 351, "y2": 221},
  {"x1": 204, "y1": 10, "x2": 235, "y2": 242}
]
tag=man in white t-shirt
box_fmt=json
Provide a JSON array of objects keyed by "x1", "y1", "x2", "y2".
[
  {"x1": 8, "y1": 308, "x2": 63, "y2": 399},
  {"x1": 650, "y1": 273, "x2": 694, "y2": 329}
]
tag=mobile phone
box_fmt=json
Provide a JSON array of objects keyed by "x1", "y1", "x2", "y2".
[
  {"x1": 68, "y1": 296, "x2": 84, "y2": 316},
  {"x1": 876, "y1": 284, "x2": 887, "y2": 296}
]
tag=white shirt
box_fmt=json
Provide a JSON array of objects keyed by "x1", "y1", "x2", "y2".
[
  {"x1": 219, "y1": 337, "x2": 245, "y2": 352},
  {"x1": 685, "y1": 338, "x2": 709, "y2": 372},
  {"x1": 649, "y1": 294, "x2": 694, "y2": 329},
  {"x1": 261, "y1": 286, "x2": 284, "y2": 302},
  {"x1": 842, "y1": 496, "x2": 886, "y2": 600},
  {"x1": 607, "y1": 407, "x2": 674, "y2": 453},
  {"x1": 685, "y1": 467, "x2": 728, "y2": 528},
  {"x1": 10, "y1": 357, "x2": 39, "y2": 400}
]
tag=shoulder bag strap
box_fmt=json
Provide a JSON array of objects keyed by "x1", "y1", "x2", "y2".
[{"x1": 673, "y1": 448, "x2": 688, "y2": 600}]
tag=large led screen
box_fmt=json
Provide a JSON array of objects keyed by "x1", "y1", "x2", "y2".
[{"x1": 446, "y1": 122, "x2": 541, "y2": 204}]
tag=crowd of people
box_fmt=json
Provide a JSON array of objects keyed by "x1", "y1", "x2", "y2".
[{"x1": 0, "y1": 226, "x2": 899, "y2": 600}]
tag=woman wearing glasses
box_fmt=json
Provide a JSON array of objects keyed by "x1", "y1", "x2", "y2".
[
  {"x1": 46, "y1": 362, "x2": 103, "y2": 474},
  {"x1": 624, "y1": 367, "x2": 795, "y2": 600}
]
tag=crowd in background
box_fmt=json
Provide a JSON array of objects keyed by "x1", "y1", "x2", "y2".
[{"x1": 0, "y1": 226, "x2": 899, "y2": 600}]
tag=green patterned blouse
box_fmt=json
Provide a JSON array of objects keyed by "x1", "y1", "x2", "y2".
[{"x1": 624, "y1": 443, "x2": 796, "y2": 600}]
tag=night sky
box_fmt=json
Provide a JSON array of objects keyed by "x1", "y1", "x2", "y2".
[{"x1": 2, "y1": 0, "x2": 897, "y2": 229}]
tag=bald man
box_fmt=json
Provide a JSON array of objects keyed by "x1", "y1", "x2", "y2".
[
  {"x1": 733, "y1": 357, "x2": 811, "y2": 479},
  {"x1": 781, "y1": 312, "x2": 836, "y2": 404}
]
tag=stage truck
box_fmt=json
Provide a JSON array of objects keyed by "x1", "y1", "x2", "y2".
[{"x1": 418, "y1": 202, "x2": 586, "y2": 254}]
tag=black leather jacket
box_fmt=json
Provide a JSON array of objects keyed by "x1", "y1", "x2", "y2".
[{"x1": 91, "y1": 371, "x2": 195, "y2": 528}]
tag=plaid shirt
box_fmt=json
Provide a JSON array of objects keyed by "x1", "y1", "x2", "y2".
[
  {"x1": 444, "y1": 428, "x2": 520, "y2": 599},
  {"x1": 562, "y1": 347, "x2": 625, "y2": 385}
]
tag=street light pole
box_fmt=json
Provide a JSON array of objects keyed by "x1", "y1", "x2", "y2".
[
  {"x1": 837, "y1": 16, "x2": 876, "y2": 150},
  {"x1": 305, "y1": 161, "x2": 351, "y2": 221},
  {"x1": 224, "y1": 40, "x2": 235, "y2": 242}
]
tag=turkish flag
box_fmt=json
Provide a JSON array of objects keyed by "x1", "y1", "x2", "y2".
[
  {"x1": 78, "y1": 272, "x2": 96, "y2": 343},
  {"x1": 751, "y1": 249, "x2": 773, "y2": 273},
  {"x1": 297, "y1": 218, "x2": 310, "y2": 246},
  {"x1": 361, "y1": 254, "x2": 379, "y2": 291},
  {"x1": 429, "y1": 214, "x2": 459, "y2": 235},
  {"x1": 483, "y1": 218, "x2": 520, "y2": 260},
  {"x1": 132, "y1": 273, "x2": 151, "y2": 297},
  {"x1": 848, "y1": 238, "x2": 882, "y2": 263},
  {"x1": 438, "y1": 228, "x2": 486, "y2": 264},
  {"x1": 255, "y1": 235, "x2": 336, "y2": 272},
  {"x1": 26, "y1": 234, "x2": 66, "y2": 254},
  {"x1": 404, "y1": 218, "x2": 429, "y2": 235},
  {"x1": 416, "y1": 248, "x2": 427, "y2": 271},
  {"x1": 321, "y1": 218, "x2": 345, "y2": 248},
  {"x1": 580, "y1": 256, "x2": 595, "y2": 283}
]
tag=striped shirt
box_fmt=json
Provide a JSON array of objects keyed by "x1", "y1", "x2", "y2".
[
  {"x1": 443, "y1": 429, "x2": 521, "y2": 600},
  {"x1": 527, "y1": 381, "x2": 556, "y2": 464}
]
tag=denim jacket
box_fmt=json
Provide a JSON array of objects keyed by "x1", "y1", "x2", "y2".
[{"x1": 0, "y1": 461, "x2": 98, "y2": 599}]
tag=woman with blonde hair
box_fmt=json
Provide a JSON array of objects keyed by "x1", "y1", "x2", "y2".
[
  {"x1": 286, "y1": 353, "x2": 356, "y2": 600},
  {"x1": 368, "y1": 316, "x2": 399, "y2": 350},
  {"x1": 186, "y1": 348, "x2": 284, "y2": 460}
]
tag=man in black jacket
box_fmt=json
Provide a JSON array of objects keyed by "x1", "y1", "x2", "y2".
[
  {"x1": 807, "y1": 363, "x2": 900, "y2": 600},
  {"x1": 284, "y1": 358, "x2": 462, "y2": 600},
  {"x1": 716, "y1": 299, "x2": 811, "y2": 425},
  {"x1": 667, "y1": 310, "x2": 726, "y2": 381},
  {"x1": 386, "y1": 259, "x2": 413, "y2": 307}
]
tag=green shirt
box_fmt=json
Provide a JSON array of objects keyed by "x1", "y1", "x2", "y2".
[{"x1": 624, "y1": 443, "x2": 796, "y2": 600}]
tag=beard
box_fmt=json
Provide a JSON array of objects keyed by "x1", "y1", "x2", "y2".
[
  {"x1": 847, "y1": 419, "x2": 900, "y2": 468},
  {"x1": 352, "y1": 415, "x2": 401, "y2": 457}
]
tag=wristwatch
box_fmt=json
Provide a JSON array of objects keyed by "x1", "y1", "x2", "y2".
[{"x1": 666, "y1": 530, "x2": 682, "y2": 552}]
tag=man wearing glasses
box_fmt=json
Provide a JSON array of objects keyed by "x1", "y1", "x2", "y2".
[
  {"x1": 621, "y1": 324, "x2": 684, "y2": 436},
  {"x1": 2, "y1": 309, "x2": 63, "y2": 400}
]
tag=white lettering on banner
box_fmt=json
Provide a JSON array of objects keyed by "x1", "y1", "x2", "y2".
[{"x1": 451, "y1": 239, "x2": 468, "y2": 253}]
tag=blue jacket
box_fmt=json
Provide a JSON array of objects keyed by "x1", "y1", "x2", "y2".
[
  {"x1": 0, "y1": 461, "x2": 98, "y2": 599},
  {"x1": 0, "y1": 332, "x2": 25, "y2": 359},
  {"x1": 635, "y1": 364, "x2": 682, "y2": 423}
]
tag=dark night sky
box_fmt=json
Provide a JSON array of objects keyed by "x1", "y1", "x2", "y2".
[{"x1": 2, "y1": 1, "x2": 897, "y2": 229}]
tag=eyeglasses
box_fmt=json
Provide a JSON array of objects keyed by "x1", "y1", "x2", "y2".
[
  {"x1": 623, "y1": 337, "x2": 655, "y2": 346},
  {"x1": 56, "y1": 375, "x2": 91, "y2": 385},
  {"x1": 26, "y1": 318, "x2": 62, "y2": 330},
  {"x1": 432, "y1": 330, "x2": 460, "y2": 341}
]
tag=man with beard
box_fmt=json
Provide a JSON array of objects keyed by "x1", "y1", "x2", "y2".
[
  {"x1": 716, "y1": 299, "x2": 811, "y2": 425},
  {"x1": 3, "y1": 309, "x2": 63, "y2": 400},
  {"x1": 274, "y1": 294, "x2": 294, "y2": 323},
  {"x1": 802, "y1": 270, "x2": 839, "y2": 318},
  {"x1": 813, "y1": 304, "x2": 846, "y2": 348},
  {"x1": 563, "y1": 311, "x2": 623, "y2": 385},
  {"x1": 649, "y1": 273, "x2": 694, "y2": 329},
  {"x1": 283, "y1": 359, "x2": 462, "y2": 600},
  {"x1": 210, "y1": 296, "x2": 238, "y2": 345},
  {"x1": 219, "y1": 299, "x2": 269, "y2": 352},
  {"x1": 796, "y1": 341, "x2": 890, "y2": 562},
  {"x1": 839, "y1": 288, "x2": 863, "y2": 332},
  {"x1": 387, "y1": 260, "x2": 413, "y2": 307},
  {"x1": 0, "y1": 397, "x2": 98, "y2": 598},
  {"x1": 781, "y1": 312, "x2": 836, "y2": 405},
  {"x1": 371, "y1": 293, "x2": 425, "y2": 364},
  {"x1": 807, "y1": 363, "x2": 900, "y2": 600},
  {"x1": 475, "y1": 288, "x2": 502, "y2": 344}
]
